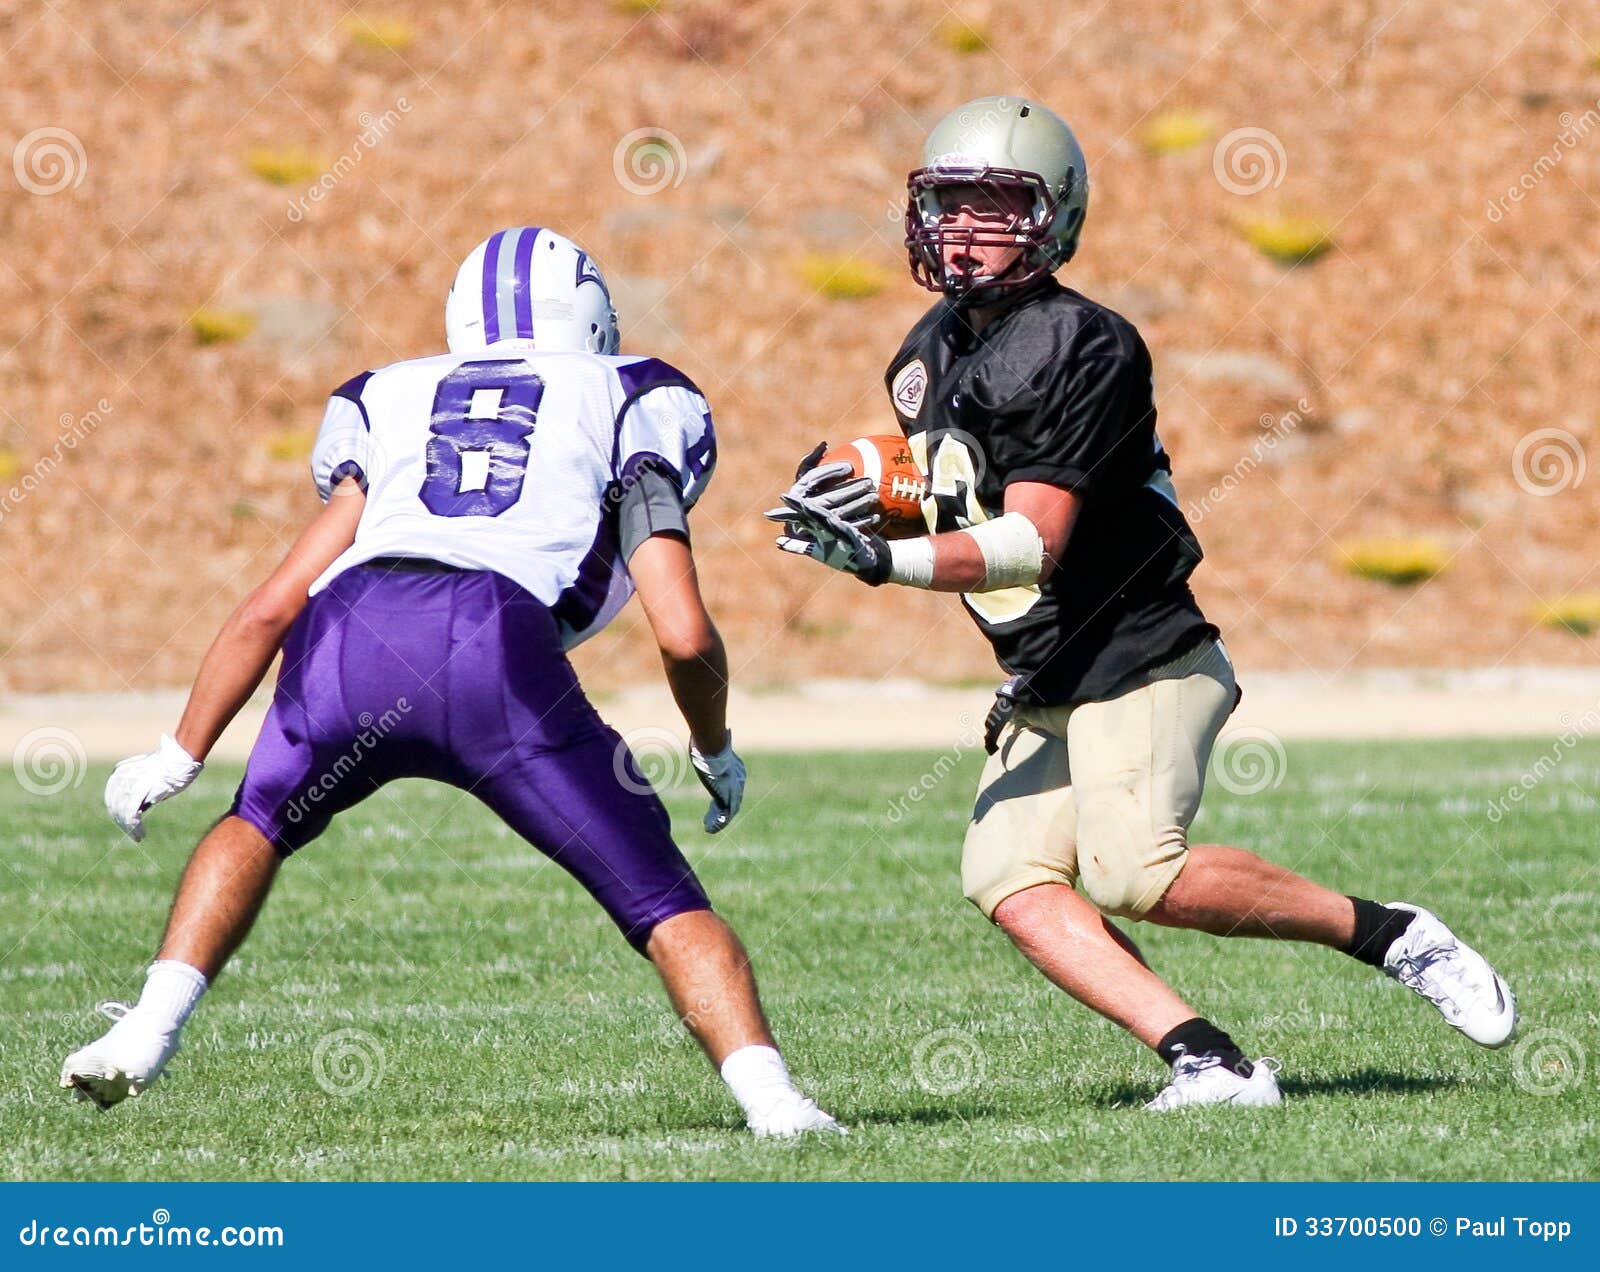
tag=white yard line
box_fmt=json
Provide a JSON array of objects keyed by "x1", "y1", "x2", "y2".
[{"x1": 4, "y1": 667, "x2": 1600, "y2": 762}]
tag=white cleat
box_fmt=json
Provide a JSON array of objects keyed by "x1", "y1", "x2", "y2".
[
  {"x1": 745, "y1": 1093, "x2": 846, "y2": 1138},
  {"x1": 1382, "y1": 902, "x2": 1517, "y2": 1048},
  {"x1": 59, "y1": 1002, "x2": 181, "y2": 1110},
  {"x1": 1145, "y1": 1053, "x2": 1283, "y2": 1112}
]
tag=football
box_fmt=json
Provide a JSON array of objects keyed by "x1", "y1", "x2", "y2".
[{"x1": 820, "y1": 435, "x2": 929, "y2": 538}]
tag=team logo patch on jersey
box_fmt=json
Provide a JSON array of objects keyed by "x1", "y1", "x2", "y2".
[{"x1": 891, "y1": 359, "x2": 928, "y2": 419}]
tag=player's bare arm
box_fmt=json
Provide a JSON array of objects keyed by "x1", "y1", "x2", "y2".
[
  {"x1": 902, "y1": 480, "x2": 1078, "y2": 592},
  {"x1": 770, "y1": 475, "x2": 1077, "y2": 594},
  {"x1": 174, "y1": 480, "x2": 364, "y2": 760},
  {"x1": 628, "y1": 532, "x2": 746, "y2": 833},
  {"x1": 102, "y1": 482, "x2": 364, "y2": 843},
  {"x1": 629, "y1": 533, "x2": 729, "y2": 754}
]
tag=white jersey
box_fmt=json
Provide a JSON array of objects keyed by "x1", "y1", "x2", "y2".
[{"x1": 309, "y1": 349, "x2": 716, "y2": 649}]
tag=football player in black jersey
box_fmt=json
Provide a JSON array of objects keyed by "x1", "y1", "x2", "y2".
[{"x1": 770, "y1": 96, "x2": 1516, "y2": 1108}]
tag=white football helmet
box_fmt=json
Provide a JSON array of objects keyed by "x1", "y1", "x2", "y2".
[{"x1": 445, "y1": 227, "x2": 620, "y2": 355}]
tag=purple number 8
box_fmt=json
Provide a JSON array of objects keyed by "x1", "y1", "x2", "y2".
[{"x1": 420, "y1": 360, "x2": 546, "y2": 518}]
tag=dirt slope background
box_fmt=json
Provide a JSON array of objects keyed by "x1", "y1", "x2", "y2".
[{"x1": 1, "y1": 0, "x2": 1597, "y2": 698}]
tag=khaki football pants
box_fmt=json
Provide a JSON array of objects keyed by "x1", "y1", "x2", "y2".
[{"x1": 962, "y1": 637, "x2": 1236, "y2": 921}]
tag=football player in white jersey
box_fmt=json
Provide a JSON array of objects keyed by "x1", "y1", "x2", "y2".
[{"x1": 62, "y1": 227, "x2": 840, "y2": 1137}]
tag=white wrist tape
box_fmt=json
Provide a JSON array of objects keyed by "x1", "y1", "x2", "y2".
[
  {"x1": 960, "y1": 512, "x2": 1046, "y2": 590},
  {"x1": 887, "y1": 536, "x2": 937, "y2": 588}
]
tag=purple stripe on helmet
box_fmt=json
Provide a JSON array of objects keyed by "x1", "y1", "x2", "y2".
[
  {"x1": 481, "y1": 229, "x2": 507, "y2": 342},
  {"x1": 513, "y1": 227, "x2": 539, "y2": 339},
  {"x1": 495, "y1": 227, "x2": 525, "y2": 343}
]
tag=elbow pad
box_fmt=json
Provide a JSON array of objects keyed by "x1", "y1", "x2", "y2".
[
  {"x1": 615, "y1": 462, "x2": 689, "y2": 561},
  {"x1": 959, "y1": 512, "x2": 1046, "y2": 590}
]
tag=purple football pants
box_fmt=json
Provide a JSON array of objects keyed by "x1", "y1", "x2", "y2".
[{"x1": 230, "y1": 564, "x2": 711, "y2": 952}]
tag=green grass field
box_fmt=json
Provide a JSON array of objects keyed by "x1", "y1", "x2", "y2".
[{"x1": 4, "y1": 739, "x2": 1597, "y2": 1181}]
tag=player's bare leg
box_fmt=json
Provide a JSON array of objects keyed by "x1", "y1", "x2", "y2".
[
  {"x1": 647, "y1": 909, "x2": 841, "y2": 1136},
  {"x1": 993, "y1": 882, "x2": 1281, "y2": 1109},
  {"x1": 646, "y1": 909, "x2": 774, "y2": 1062},
  {"x1": 1142, "y1": 846, "x2": 1516, "y2": 1046},
  {"x1": 1143, "y1": 845, "x2": 1355, "y2": 946},
  {"x1": 157, "y1": 816, "x2": 281, "y2": 976},
  {"x1": 61, "y1": 816, "x2": 277, "y2": 1108},
  {"x1": 993, "y1": 883, "x2": 1193, "y2": 1049}
]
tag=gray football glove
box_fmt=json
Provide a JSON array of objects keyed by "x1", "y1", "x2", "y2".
[
  {"x1": 689, "y1": 733, "x2": 746, "y2": 834},
  {"x1": 764, "y1": 441, "x2": 882, "y2": 531},
  {"x1": 766, "y1": 489, "x2": 893, "y2": 585}
]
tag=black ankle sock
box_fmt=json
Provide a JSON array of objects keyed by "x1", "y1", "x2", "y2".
[
  {"x1": 1345, "y1": 897, "x2": 1415, "y2": 968},
  {"x1": 1156, "y1": 1017, "x2": 1253, "y2": 1078}
]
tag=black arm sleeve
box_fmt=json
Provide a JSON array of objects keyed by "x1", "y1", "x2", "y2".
[
  {"x1": 616, "y1": 462, "x2": 690, "y2": 561},
  {"x1": 992, "y1": 354, "x2": 1155, "y2": 499}
]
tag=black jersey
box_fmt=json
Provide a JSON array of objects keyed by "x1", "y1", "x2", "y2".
[{"x1": 884, "y1": 278, "x2": 1216, "y2": 705}]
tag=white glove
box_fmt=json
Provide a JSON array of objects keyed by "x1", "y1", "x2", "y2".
[
  {"x1": 689, "y1": 733, "x2": 746, "y2": 834},
  {"x1": 105, "y1": 734, "x2": 203, "y2": 843}
]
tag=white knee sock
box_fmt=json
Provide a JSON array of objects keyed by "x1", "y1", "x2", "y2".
[
  {"x1": 720, "y1": 1044, "x2": 801, "y2": 1116},
  {"x1": 133, "y1": 961, "x2": 208, "y2": 1033}
]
